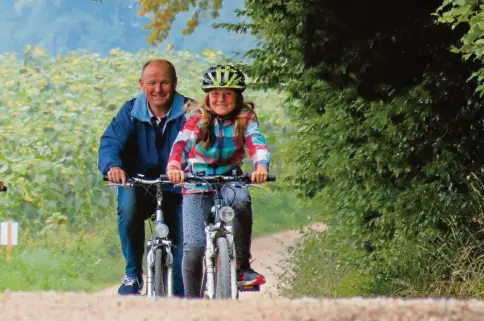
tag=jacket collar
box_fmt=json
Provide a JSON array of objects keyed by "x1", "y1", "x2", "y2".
[{"x1": 130, "y1": 92, "x2": 185, "y2": 124}]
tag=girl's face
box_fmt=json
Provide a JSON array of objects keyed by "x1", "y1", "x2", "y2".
[{"x1": 208, "y1": 88, "x2": 238, "y2": 116}]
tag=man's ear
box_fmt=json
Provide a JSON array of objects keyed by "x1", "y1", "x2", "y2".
[{"x1": 139, "y1": 79, "x2": 143, "y2": 88}]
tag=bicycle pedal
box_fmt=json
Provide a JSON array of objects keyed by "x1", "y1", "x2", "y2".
[{"x1": 238, "y1": 284, "x2": 260, "y2": 292}]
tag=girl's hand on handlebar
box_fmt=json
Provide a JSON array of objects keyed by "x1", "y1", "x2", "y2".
[
  {"x1": 251, "y1": 166, "x2": 268, "y2": 184},
  {"x1": 108, "y1": 167, "x2": 127, "y2": 185},
  {"x1": 167, "y1": 168, "x2": 185, "y2": 184}
]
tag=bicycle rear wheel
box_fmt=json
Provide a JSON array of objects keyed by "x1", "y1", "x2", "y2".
[{"x1": 214, "y1": 237, "x2": 232, "y2": 299}]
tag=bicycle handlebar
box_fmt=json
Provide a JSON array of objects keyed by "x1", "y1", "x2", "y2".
[
  {"x1": 103, "y1": 173, "x2": 276, "y2": 186},
  {"x1": 103, "y1": 175, "x2": 170, "y2": 186},
  {"x1": 185, "y1": 173, "x2": 276, "y2": 183}
]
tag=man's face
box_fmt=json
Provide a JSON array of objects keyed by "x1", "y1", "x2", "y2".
[{"x1": 139, "y1": 62, "x2": 177, "y2": 110}]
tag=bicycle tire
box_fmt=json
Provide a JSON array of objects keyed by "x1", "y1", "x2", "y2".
[
  {"x1": 214, "y1": 237, "x2": 231, "y2": 299},
  {"x1": 154, "y1": 247, "x2": 167, "y2": 297}
]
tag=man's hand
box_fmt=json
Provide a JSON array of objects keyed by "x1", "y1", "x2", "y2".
[
  {"x1": 167, "y1": 168, "x2": 185, "y2": 184},
  {"x1": 0, "y1": 181, "x2": 4, "y2": 191},
  {"x1": 251, "y1": 166, "x2": 268, "y2": 184},
  {"x1": 108, "y1": 167, "x2": 128, "y2": 185}
]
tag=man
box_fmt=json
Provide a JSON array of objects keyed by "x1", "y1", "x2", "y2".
[{"x1": 98, "y1": 59, "x2": 194, "y2": 295}]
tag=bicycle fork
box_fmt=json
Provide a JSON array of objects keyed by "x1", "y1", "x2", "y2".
[
  {"x1": 146, "y1": 240, "x2": 174, "y2": 298},
  {"x1": 204, "y1": 226, "x2": 237, "y2": 299}
]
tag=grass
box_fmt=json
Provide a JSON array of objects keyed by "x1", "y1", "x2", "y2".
[
  {"x1": 251, "y1": 188, "x2": 320, "y2": 236},
  {"x1": 280, "y1": 227, "x2": 373, "y2": 298},
  {"x1": 282, "y1": 211, "x2": 484, "y2": 300},
  {"x1": 0, "y1": 223, "x2": 124, "y2": 292}
]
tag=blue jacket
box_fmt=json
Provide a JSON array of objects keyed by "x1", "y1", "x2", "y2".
[{"x1": 98, "y1": 92, "x2": 194, "y2": 193}]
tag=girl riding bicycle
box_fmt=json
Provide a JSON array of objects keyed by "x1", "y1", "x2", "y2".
[{"x1": 167, "y1": 65, "x2": 271, "y2": 297}]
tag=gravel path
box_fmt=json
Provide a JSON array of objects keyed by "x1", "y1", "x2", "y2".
[{"x1": 3, "y1": 223, "x2": 484, "y2": 321}]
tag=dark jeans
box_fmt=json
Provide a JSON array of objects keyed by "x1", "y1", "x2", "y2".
[
  {"x1": 181, "y1": 185, "x2": 253, "y2": 297},
  {"x1": 117, "y1": 187, "x2": 184, "y2": 296}
]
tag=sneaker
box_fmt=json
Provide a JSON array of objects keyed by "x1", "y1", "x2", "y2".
[
  {"x1": 118, "y1": 275, "x2": 144, "y2": 295},
  {"x1": 237, "y1": 268, "x2": 266, "y2": 287}
]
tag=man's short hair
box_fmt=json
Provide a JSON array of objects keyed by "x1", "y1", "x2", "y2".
[{"x1": 140, "y1": 59, "x2": 177, "y2": 81}]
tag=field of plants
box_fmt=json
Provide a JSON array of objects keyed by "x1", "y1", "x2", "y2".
[{"x1": 0, "y1": 46, "x2": 319, "y2": 291}]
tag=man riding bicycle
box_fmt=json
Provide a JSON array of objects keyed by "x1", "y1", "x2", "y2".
[{"x1": 98, "y1": 59, "x2": 196, "y2": 296}]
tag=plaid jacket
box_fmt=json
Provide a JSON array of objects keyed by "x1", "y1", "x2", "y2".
[{"x1": 167, "y1": 108, "x2": 271, "y2": 192}]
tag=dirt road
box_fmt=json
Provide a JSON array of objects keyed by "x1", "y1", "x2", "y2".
[{"x1": 3, "y1": 223, "x2": 484, "y2": 321}]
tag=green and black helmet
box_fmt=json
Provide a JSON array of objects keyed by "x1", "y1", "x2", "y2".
[{"x1": 201, "y1": 65, "x2": 246, "y2": 92}]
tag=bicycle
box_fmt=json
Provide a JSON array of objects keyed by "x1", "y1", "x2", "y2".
[
  {"x1": 179, "y1": 172, "x2": 276, "y2": 300},
  {"x1": 105, "y1": 174, "x2": 174, "y2": 298}
]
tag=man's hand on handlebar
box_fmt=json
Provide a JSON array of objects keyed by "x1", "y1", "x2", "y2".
[
  {"x1": 107, "y1": 167, "x2": 128, "y2": 185},
  {"x1": 0, "y1": 181, "x2": 5, "y2": 192},
  {"x1": 251, "y1": 166, "x2": 268, "y2": 184},
  {"x1": 167, "y1": 167, "x2": 185, "y2": 184}
]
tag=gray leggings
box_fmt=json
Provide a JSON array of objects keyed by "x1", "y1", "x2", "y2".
[{"x1": 182, "y1": 185, "x2": 253, "y2": 297}]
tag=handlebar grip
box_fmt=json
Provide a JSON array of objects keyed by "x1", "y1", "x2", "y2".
[
  {"x1": 0, "y1": 186, "x2": 7, "y2": 192},
  {"x1": 244, "y1": 173, "x2": 276, "y2": 182},
  {"x1": 267, "y1": 174, "x2": 276, "y2": 182},
  {"x1": 103, "y1": 175, "x2": 170, "y2": 182}
]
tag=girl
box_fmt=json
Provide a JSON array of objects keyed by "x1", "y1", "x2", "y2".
[{"x1": 167, "y1": 65, "x2": 271, "y2": 297}]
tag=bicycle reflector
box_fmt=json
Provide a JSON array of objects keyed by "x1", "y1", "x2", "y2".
[
  {"x1": 155, "y1": 222, "x2": 169, "y2": 238},
  {"x1": 219, "y1": 206, "x2": 235, "y2": 223}
]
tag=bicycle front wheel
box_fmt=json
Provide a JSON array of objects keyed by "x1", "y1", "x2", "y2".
[
  {"x1": 154, "y1": 247, "x2": 167, "y2": 297},
  {"x1": 214, "y1": 237, "x2": 232, "y2": 299}
]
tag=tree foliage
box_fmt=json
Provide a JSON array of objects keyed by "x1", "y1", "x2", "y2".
[
  {"x1": 239, "y1": 0, "x2": 484, "y2": 295},
  {"x1": 436, "y1": 0, "x2": 484, "y2": 93},
  {"x1": 136, "y1": 0, "x2": 222, "y2": 45}
]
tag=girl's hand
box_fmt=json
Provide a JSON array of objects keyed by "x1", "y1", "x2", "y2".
[
  {"x1": 167, "y1": 168, "x2": 185, "y2": 184},
  {"x1": 251, "y1": 166, "x2": 268, "y2": 184}
]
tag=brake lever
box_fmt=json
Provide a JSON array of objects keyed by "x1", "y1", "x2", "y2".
[
  {"x1": 230, "y1": 183, "x2": 263, "y2": 189},
  {"x1": 107, "y1": 182, "x2": 134, "y2": 187},
  {"x1": 174, "y1": 182, "x2": 198, "y2": 188}
]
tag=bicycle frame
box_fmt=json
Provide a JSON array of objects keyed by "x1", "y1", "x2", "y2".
[
  {"x1": 146, "y1": 181, "x2": 174, "y2": 298},
  {"x1": 106, "y1": 175, "x2": 174, "y2": 298}
]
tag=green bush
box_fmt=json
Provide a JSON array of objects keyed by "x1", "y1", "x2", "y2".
[{"x1": 225, "y1": 0, "x2": 484, "y2": 298}]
